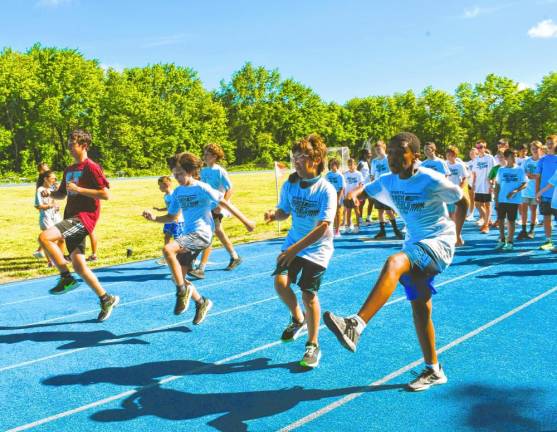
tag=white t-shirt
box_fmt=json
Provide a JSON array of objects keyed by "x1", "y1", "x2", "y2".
[
  {"x1": 521, "y1": 157, "x2": 539, "y2": 199},
  {"x1": 363, "y1": 167, "x2": 463, "y2": 261},
  {"x1": 472, "y1": 154, "x2": 495, "y2": 194},
  {"x1": 344, "y1": 170, "x2": 364, "y2": 194},
  {"x1": 325, "y1": 171, "x2": 346, "y2": 193},
  {"x1": 277, "y1": 177, "x2": 337, "y2": 268},
  {"x1": 370, "y1": 157, "x2": 390, "y2": 180},
  {"x1": 35, "y1": 186, "x2": 62, "y2": 229},
  {"x1": 421, "y1": 157, "x2": 450, "y2": 176},
  {"x1": 357, "y1": 160, "x2": 370, "y2": 182},
  {"x1": 496, "y1": 166, "x2": 526, "y2": 204},
  {"x1": 200, "y1": 164, "x2": 232, "y2": 193},
  {"x1": 168, "y1": 180, "x2": 223, "y2": 240},
  {"x1": 447, "y1": 161, "x2": 468, "y2": 186}
]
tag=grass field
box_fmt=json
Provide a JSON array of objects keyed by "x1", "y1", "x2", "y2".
[{"x1": 0, "y1": 172, "x2": 291, "y2": 283}]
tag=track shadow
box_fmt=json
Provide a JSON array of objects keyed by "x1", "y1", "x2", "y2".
[
  {"x1": 96, "y1": 273, "x2": 170, "y2": 283},
  {"x1": 478, "y1": 268, "x2": 557, "y2": 278},
  {"x1": 0, "y1": 326, "x2": 190, "y2": 349},
  {"x1": 447, "y1": 384, "x2": 554, "y2": 431},
  {"x1": 0, "y1": 319, "x2": 98, "y2": 331}
]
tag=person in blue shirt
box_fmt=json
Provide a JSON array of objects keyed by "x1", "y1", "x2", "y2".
[
  {"x1": 153, "y1": 176, "x2": 185, "y2": 265},
  {"x1": 325, "y1": 158, "x2": 346, "y2": 237},
  {"x1": 535, "y1": 135, "x2": 557, "y2": 250},
  {"x1": 421, "y1": 142, "x2": 450, "y2": 176}
]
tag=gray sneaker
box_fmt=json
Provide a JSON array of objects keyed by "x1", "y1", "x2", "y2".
[
  {"x1": 188, "y1": 268, "x2": 205, "y2": 280},
  {"x1": 323, "y1": 311, "x2": 360, "y2": 352},
  {"x1": 174, "y1": 285, "x2": 192, "y2": 315},
  {"x1": 300, "y1": 343, "x2": 321, "y2": 368},
  {"x1": 407, "y1": 366, "x2": 448, "y2": 392},
  {"x1": 193, "y1": 297, "x2": 213, "y2": 325},
  {"x1": 281, "y1": 318, "x2": 307, "y2": 342},
  {"x1": 97, "y1": 295, "x2": 120, "y2": 322}
]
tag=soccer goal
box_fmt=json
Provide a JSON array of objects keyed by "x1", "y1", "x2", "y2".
[{"x1": 288, "y1": 146, "x2": 350, "y2": 173}]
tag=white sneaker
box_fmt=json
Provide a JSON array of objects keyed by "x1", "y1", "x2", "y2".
[
  {"x1": 466, "y1": 214, "x2": 475, "y2": 221},
  {"x1": 346, "y1": 225, "x2": 353, "y2": 233},
  {"x1": 33, "y1": 250, "x2": 45, "y2": 259},
  {"x1": 407, "y1": 366, "x2": 448, "y2": 392},
  {"x1": 352, "y1": 226, "x2": 360, "y2": 234},
  {"x1": 156, "y1": 257, "x2": 166, "y2": 265},
  {"x1": 365, "y1": 217, "x2": 373, "y2": 226}
]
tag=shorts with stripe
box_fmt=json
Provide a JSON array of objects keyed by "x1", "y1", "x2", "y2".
[{"x1": 55, "y1": 217, "x2": 89, "y2": 254}]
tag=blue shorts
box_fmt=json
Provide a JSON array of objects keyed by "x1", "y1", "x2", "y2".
[
  {"x1": 400, "y1": 242, "x2": 448, "y2": 301},
  {"x1": 163, "y1": 222, "x2": 185, "y2": 239},
  {"x1": 447, "y1": 203, "x2": 455, "y2": 214}
]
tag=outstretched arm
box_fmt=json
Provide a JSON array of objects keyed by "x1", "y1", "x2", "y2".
[{"x1": 218, "y1": 199, "x2": 255, "y2": 232}]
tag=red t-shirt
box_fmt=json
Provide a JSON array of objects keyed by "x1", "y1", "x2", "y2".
[{"x1": 59, "y1": 159, "x2": 110, "y2": 233}]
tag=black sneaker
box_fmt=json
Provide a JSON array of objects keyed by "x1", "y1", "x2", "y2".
[
  {"x1": 188, "y1": 268, "x2": 205, "y2": 280},
  {"x1": 300, "y1": 343, "x2": 321, "y2": 368},
  {"x1": 373, "y1": 230, "x2": 387, "y2": 240},
  {"x1": 193, "y1": 297, "x2": 213, "y2": 325},
  {"x1": 97, "y1": 295, "x2": 120, "y2": 321},
  {"x1": 174, "y1": 285, "x2": 192, "y2": 315},
  {"x1": 49, "y1": 274, "x2": 79, "y2": 295},
  {"x1": 323, "y1": 311, "x2": 360, "y2": 352},
  {"x1": 516, "y1": 230, "x2": 528, "y2": 240},
  {"x1": 281, "y1": 318, "x2": 307, "y2": 342},
  {"x1": 394, "y1": 229, "x2": 404, "y2": 240},
  {"x1": 225, "y1": 256, "x2": 242, "y2": 271},
  {"x1": 407, "y1": 365, "x2": 448, "y2": 391}
]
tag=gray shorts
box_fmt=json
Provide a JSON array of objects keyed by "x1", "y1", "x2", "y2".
[
  {"x1": 522, "y1": 197, "x2": 536, "y2": 206},
  {"x1": 175, "y1": 232, "x2": 212, "y2": 268}
]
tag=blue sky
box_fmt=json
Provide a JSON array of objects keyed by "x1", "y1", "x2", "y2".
[{"x1": 1, "y1": 0, "x2": 556, "y2": 103}]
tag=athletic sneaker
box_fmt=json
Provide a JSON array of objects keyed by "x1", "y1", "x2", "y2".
[
  {"x1": 465, "y1": 214, "x2": 475, "y2": 222},
  {"x1": 407, "y1": 366, "x2": 448, "y2": 392},
  {"x1": 527, "y1": 230, "x2": 535, "y2": 239},
  {"x1": 394, "y1": 229, "x2": 404, "y2": 240},
  {"x1": 334, "y1": 230, "x2": 341, "y2": 238},
  {"x1": 174, "y1": 285, "x2": 192, "y2": 315},
  {"x1": 373, "y1": 230, "x2": 386, "y2": 240},
  {"x1": 192, "y1": 297, "x2": 213, "y2": 325},
  {"x1": 352, "y1": 226, "x2": 360, "y2": 234},
  {"x1": 539, "y1": 240, "x2": 554, "y2": 251},
  {"x1": 323, "y1": 311, "x2": 360, "y2": 352},
  {"x1": 188, "y1": 268, "x2": 205, "y2": 280},
  {"x1": 516, "y1": 230, "x2": 528, "y2": 240},
  {"x1": 86, "y1": 254, "x2": 98, "y2": 262},
  {"x1": 346, "y1": 225, "x2": 353, "y2": 234},
  {"x1": 494, "y1": 240, "x2": 506, "y2": 250},
  {"x1": 156, "y1": 257, "x2": 166, "y2": 266},
  {"x1": 365, "y1": 217, "x2": 373, "y2": 226},
  {"x1": 33, "y1": 250, "x2": 45, "y2": 259},
  {"x1": 49, "y1": 274, "x2": 79, "y2": 295},
  {"x1": 97, "y1": 295, "x2": 120, "y2": 321},
  {"x1": 225, "y1": 256, "x2": 242, "y2": 271},
  {"x1": 281, "y1": 318, "x2": 307, "y2": 342},
  {"x1": 502, "y1": 242, "x2": 514, "y2": 251},
  {"x1": 300, "y1": 343, "x2": 321, "y2": 368},
  {"x1": 480, "y1": 225, "x2": 490, "y2": 234}
]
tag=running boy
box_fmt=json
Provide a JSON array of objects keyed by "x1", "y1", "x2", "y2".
[
  {"x1": 324, "y1": 132, "x2": 468, "y2": 391},
  {"x1": 343, "y1": 158, "x2": 364, "y2": 234},
  {"x1": 143, "y1": 152, "x2": 255, "y2": 324},
  {"x1": 188, "y1": 143, "x2": 241, "y2": 280},
  {"x1": 38, "y1": 129, "x2": 118, "y2": 322},
  {"x1": 517, "y1": 141, "x2": 543, "y2": 239},
  {"x1": 325, "y1": 158, "x2": 346, "y2": 237},
  {"x1": 264, "y1": 134, "x2": 337, "y2": 368},
  {"x1": 153, "y1": 176, "x2": 185, "y2": 265},
  {"x1": 494, "y1": 149, "x2": 527, "y2": 251}
]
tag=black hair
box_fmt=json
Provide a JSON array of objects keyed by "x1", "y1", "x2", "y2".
[{"x1": 389, "y1": 132, "x2": 421, "y2": 154}]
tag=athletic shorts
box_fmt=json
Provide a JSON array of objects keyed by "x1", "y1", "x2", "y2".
[
  {"x1": 447, "y1": 203, "x2": 456, "y2": 214},
  {"x1": 372, "y1": 198, "x2": 392, "y2": 211},
  {"x1": 497, "y1": 202, "x2": 519, "y2": 221},
  {"x1": 272, "y1": 256, "x2": 326, "y2": 293},
  {"x1": 211, "y1": 209, "x2": 224, "y2": 222},
  {"x1": 175, "y1": 232, "x2": 212, "y2": 268},
  {"x1": 55, "y1": 217, "x2": 88, "y2": 255},
  {"x1": 539, "y1": 198, "x2": 557, "y2": 217},
  {"x1": 163, "y1": 222, "x2": 185, "y2": 239},
  {"x1": 475, "y1": 193, "x2": 492, "y2": 203},
  {"x1": 401, "y1": 241, "x2": 452, "y2": 301},
  {"x1": 343, "y1": 198, "x2": 356, "y2": 209}
]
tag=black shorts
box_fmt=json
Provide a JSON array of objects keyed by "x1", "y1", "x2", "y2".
[
  {"x1": 272, "y1": 256, "x2": 326, "y2": 293},
  {"x1": 211, "y1": 209, "x2": 224, "y2": 222},
  {"x1": 372, "y1": 198, "x2": 392, "y2": 211},
  {"x1": 497, "y1": 202, "x2": 519, "y2": 221},
  {"x1": 343, "y1": 198, "x2": 356, "y2": 209},
  {"x1": 475, "y1": 193, "x2": 492, "y2": 203},
  {"x1": 55, "y1": 217, "x2": 88, "y2": 254},
  {"x1": 539, "y1": 199, "x2": 557, "y2": 217}
]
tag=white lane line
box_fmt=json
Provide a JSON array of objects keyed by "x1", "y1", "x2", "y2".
[{"x1": 278, "y1": 284, "x2": 557, "y2": 431}]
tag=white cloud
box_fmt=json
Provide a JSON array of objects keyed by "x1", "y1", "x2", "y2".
[
  {"x1": 528, "y1": 19, "x2": 557, "y2": 38},
  {"x1": 36, "y1": 0, "x2": 73, "y2": 7},
  {"x1": 463, "y1": 6, "x2": 481, "y2": 18}
]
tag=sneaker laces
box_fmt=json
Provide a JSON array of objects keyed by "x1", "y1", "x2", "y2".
[{"x1": 304, "y1": 344, "x2": 317, "y2": 356}]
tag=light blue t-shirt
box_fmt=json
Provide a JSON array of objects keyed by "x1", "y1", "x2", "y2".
[
  {"x1": 200, "y1": 164, "x2": 232, "y2": 193},
  {"x1": 536, "y1": 154, "x2": 557, "y2": 200},
  {"x1": 370, "y1": 157, "x2": 390, "y2": 179},
  {"x1": 496, "y1": 166, "x2": 526, "y2": 204},
  {"x1": 325, "y1": 171, "x2": 346, "y2": 193},
  {"x1": 364, "y1": 167, "x2": 463, "y2": 261},
  {"x1": 168, "y1": 180, "x2": 223, "y2": 240},
  {"x1": 548, "y1": 171, "x2": 557, "y2": 209},
  {"x1": 421, "y1": 157, "x2": 450, "y2": 176},
  {"x1": 278, "y1": 177, "x2": 337, "y2": 268},
  {"x1": 357, "y1": 160, "x2": 370, "y2": 181},
  {"x1": 164, "y1": 193, "x2": 184, "y2": 222},
  {"x1": 521, "y1": 157, "x2": 539, "y2": 199}
]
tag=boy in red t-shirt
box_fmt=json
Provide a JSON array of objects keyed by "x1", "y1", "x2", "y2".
[{"x1": 39, "y1": 129, "x2": 118, "y2": 321}]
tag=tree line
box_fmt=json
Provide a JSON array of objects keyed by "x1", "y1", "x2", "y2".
[{"x1": 1, "y1": 44, "x2": 556, "y2": 177}]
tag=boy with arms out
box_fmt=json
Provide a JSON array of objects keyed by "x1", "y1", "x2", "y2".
[
  {"x1": 264, "y1": 134, "x2": 337, "y2": 368},
  {"x1": 323, "y1": 132, "x2": 467, "y2": 391},
  {"x1": 143, "y1": 152, "x2": 255, "y2": 324},
  {"x1": 38, "y1": 130, "x2": 118, "y2": 321}
]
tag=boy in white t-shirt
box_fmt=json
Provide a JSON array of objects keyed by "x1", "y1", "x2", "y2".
[
  {"x1": 517, "y1": 141, "x2": 543, "y2": 240},
  {"x1": 264, "y1": 134, "x2": 337, "y2": 368},
  {"x1": 325, "y1": 158, "x2": 346, "y2": 237},
  {"x1": 35, "y1": 170, "x2": 63, "y2": 266},
  {"x1": 324, "y1": 132, "x2": 467, "y2": 392},
  {"x1": 143, "y1": 152, "x2": 255, "y2": 325},
  {"x1": 494, "y1": 149, "x2": 527, "y2": 251},
  {"x1": 445, "y1": 146, "x2": 468, "y2": 222},
  {"x1": 357, "y1": 148, "x2": 374, "y2": 225},
  {"x1": 471, "y1": 140, "x2": 495, "y2": 233},
  {"x1": 343, "y1": 159, "x2": 364, "y2": 234},
  {"x1": 466, "y1": 147, "x2": 478, "y2": 220}
]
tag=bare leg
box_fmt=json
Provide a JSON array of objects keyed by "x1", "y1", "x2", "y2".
[
  {"x1": 71, "y1": 252, "x2": 105, "y2": 297},
  {"x1": 39, "y1": 228, "x2": 69, "y2": 272},
  {"x1": 88, "y1": 231, "x2": 98, "y2": 257},
  {"x1": 302, "y1": 291, "x2": 320, "y2": 345},
  {"x1": 274, "y1": 274, "x2": 304, "y2": 323},
  {"x1": 507, "y1": 220, "x2": 516, "y2": 242},
  {"x1": 411, "y1": 294, "x2": 437, "y2": 365},
  {"x1": 544, "y1": 215, "x2": 552, "y2": 238},
  {"x1": 163, "y1": 241, "x2": 201, "y2": 300}
]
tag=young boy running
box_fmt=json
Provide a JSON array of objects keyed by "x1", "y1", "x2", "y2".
[
  {"x1": 325, "y1": 158, "x2": 346, "y2": 237},
  {"x1": 264, "y1": 134, "x2": 337, "y2": 368},
  {"x1": 153, "y1": 176, "x2": 185, "y2": 265},
  {"x1": 143, "y1": 152, "x2": 255, "y2": 324},
  {"x1": 188, "y1": 144, "x2": 241, "y2": 280},
  {"x1": 323, "y1": 132, "x2": 468, "y2": 391},
  {"x1": 38, "y1": 129, "x2": 118, "y2": 322},
  {"x1": 494, "y1": 149, "x2": 527, "y2": 251}
]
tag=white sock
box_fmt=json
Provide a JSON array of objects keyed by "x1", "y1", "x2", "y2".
[
  {"x1": 426, "y1": 362, "x2": 440, "y2": 373},
  {"x1": 349, "y1": 314, "x2": 367, "y2": 333},
  {"x1": 231, "y1": 251, "x2": 239, "y2": 260}
]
